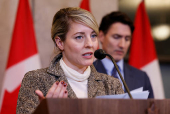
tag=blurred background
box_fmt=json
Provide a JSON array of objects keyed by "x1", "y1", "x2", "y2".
[
  {"x1": 0, "y1": 0, "x2": 170, "y2": 98},
  {"x1": 119, "y1": 0, "x2": 170, "y2": 98}
]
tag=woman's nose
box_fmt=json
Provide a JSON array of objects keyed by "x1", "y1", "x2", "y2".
[{"x1": 85, "y1": 37, "x2": 93, "y2": 48}]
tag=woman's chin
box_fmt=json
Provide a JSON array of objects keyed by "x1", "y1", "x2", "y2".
[{"x1": 83, "y1": 61, "x2": 93, "y2": 67}]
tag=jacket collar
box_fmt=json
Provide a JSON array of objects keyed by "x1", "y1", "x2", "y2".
[
  {"x1": 46, "y1": 53, "x2": 103, "y2": 98},
  {"x1": 88, "y1": 64, "x2": 103, "y2": 98},
  {"x1": 46, "y1": 53, "x2": 62, "y2": 76}
]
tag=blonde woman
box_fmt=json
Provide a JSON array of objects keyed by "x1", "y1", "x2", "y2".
[{"x1": 16, "y1": 7, "x2": 124, "y2": 114}]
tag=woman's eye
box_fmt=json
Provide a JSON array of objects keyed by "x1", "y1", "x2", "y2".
[
  {"x1": 91, "y1": 34, "x2": 97, "y2": 38},
  {"x1": 75, "y1": 36, "x2": 83, "y2": 39}
]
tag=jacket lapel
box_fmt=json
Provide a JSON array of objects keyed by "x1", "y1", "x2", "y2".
[
  {"x1": 47, "y1": 54, "x2": 77, "y2": 98},
  {"x1": 88, "y1": 66, "x2": 103, "y2": 98},
  {"x1": 87, "y1": 76, "x2": 98, "y2": 98},
  {"x1": 57, "y1": 74, "x2": 77, "y2": 98},
  {"x1": 47, "y1": 54, "x2": 103, "y2": 98}
]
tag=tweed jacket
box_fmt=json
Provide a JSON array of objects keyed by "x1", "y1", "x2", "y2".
[{"x1": 16, "y1": 54, "x2": 124, "y2": 114}]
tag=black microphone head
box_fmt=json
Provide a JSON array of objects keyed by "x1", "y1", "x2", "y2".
[{"x1": 94, "y1": 49, "x2": 106, "y2": 60}]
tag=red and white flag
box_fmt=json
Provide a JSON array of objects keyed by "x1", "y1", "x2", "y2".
[
  {"x1": 129, "y1": 1, "x2": 164, "y2": 99},
  {"x1": 80, "y1": 0, "x2": 91, "y2": 12},
  {"x1": 0, "y1": 0, "x2": 41, "y2": 113}
]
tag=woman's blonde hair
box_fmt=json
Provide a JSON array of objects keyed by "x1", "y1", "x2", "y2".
[{"x1": 51, "y1": 7, "x2": 99, "y2": 54}]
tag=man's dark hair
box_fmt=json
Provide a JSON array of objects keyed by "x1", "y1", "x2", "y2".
[{"x1": 99, "y1": 11, "x2": 134, "y2": 34}]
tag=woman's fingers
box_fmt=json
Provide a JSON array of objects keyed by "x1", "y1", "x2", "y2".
[
  {"x1": 58, "y1": 82, "x2": 67, "y2": 98},
  {"x1": 53, "y1": 81, "x2": 66, "y2": 98},
  {"x1": 35, "y1": 90, "x2": 45, "y2": 102},
  {"x1": 63, "y1": 90, "x2": 68, "y2": 98},
  {"x1": 46, "y1": 81, "x2": 59, "y2": 98},
  {"x1": 38, "y1": 81, "x2": 68, "y2": 99}
]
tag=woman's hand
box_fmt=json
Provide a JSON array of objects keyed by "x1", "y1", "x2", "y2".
[{"x1": 35, "y1": 81, "x2": 68, "y2": 102}]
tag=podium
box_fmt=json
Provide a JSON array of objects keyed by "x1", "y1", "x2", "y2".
[{"x1": 33, "y1": 98, "x2": 170, "y2": 114}]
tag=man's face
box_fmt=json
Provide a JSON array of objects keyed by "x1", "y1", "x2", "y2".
[{"x1": 100, "y1": 22, "x2": 131, "y2": 62}]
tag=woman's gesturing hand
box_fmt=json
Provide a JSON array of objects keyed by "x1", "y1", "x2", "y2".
[{"x1": 35, "y1": 81, "x2": 68, "y2": 102}]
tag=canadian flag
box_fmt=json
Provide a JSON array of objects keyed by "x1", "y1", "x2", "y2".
[
  {"x1": 80, "y1": 0, "x2": 91, "y2": 12},
  {"x1": 0, "y1": 0, "x2": 41, "y2": 113},
  {"x1": 129, "y1": 1, "x2": 164, "y2": 99}
]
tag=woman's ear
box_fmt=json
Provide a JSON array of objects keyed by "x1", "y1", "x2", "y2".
[{"x1": 55, "y1": 37, "x2": 64, "y2": 50}]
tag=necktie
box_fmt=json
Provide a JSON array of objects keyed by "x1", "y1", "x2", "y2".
[
  {"x1": 112, "y1": 66, "x2": 119, "y2": 79},
  {"x1": 112, "y1": 65, "x2": 125, "y2": 91}
]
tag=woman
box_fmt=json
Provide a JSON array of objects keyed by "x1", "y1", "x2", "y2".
[{"x1": 16, "y1": 7, "x2": 124, "y2": 114}]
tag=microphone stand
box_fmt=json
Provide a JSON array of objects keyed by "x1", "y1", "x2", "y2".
[{"x1": 106, "y1": 54, "x2": 133, "y2": 99}]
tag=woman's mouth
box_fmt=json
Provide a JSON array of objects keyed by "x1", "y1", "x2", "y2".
[{"x1": 82, "y1": 52, "x2": 93, "y2": 58}]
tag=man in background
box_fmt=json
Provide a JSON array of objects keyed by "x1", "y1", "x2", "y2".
[{"x1": 93, "y1": 11, "x2": 154, "y2": 98}]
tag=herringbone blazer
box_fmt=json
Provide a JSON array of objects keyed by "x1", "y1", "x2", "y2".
[{"x1": 16, "y1": 54, "x2": 124, "y2": 114}]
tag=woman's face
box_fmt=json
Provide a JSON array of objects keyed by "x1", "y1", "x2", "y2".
[{"x1": 56, "y1": 22, "x2": 98, "y2": 73}]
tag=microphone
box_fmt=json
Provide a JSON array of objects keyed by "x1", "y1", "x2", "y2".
[
  {"x1": 94, "y1": 49, "x2": 106, "y2": 60},
  {"x1": 94, "y1": 49, "x2": 133, "y2": 99}
]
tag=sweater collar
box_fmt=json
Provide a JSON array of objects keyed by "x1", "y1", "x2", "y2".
[
  {"x1": 47, "y1": 53, "x2": 104, "y2": 98},
  {"x1": 46, "y1": 53, "x2": 102, "y2": 81}
]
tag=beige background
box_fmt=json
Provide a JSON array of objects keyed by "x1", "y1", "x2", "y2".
[{"x1": 0, "y1": 0, "x2": 118, "y2": 98}]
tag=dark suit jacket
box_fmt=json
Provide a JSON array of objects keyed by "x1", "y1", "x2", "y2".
[
  {"x1": 16, "y1": 54, "x2": 124, "y2": 114},
  {"x1": 93, "y1": 59, "x2": 154, "y2": 98}
]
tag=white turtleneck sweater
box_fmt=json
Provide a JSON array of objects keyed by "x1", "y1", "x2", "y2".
[{"x1": 60, "y1": 59, "x2": 91, "y2": 98}]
